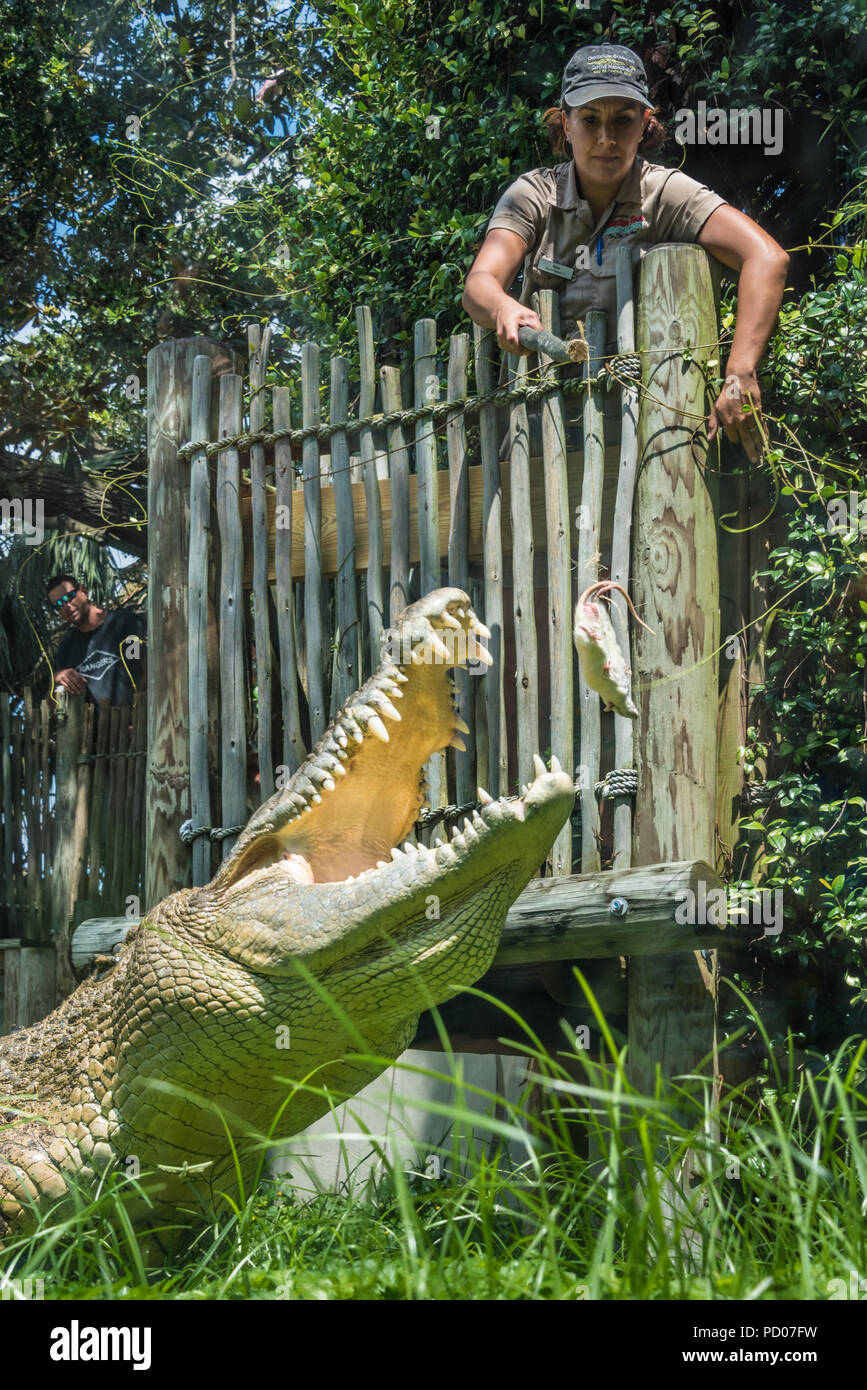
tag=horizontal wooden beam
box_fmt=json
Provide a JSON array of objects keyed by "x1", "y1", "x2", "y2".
[
  {"x1": 238, "y1": 446, "x2": 622, "y2": 584},
  {"x1": 493, "y1": 860, "x2": 728, "y2": 964},
  {"x1": 69, "y1": 860, "x2": 734, "y2": 974}
]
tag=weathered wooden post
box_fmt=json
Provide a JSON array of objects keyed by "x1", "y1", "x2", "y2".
[
  {"x1": 146, "y1": 338, "x2": 242, "y2": 909},
  {"x1": 52, "y1": 692, "x2": 88, "y2": 998},
  {"x1": 629, "y1": 245, "x2": 720, "y2": 1098}
]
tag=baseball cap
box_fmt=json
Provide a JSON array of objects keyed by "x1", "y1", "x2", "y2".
[{"x1": 561, "y1": 44, "x2": 651, "y2": 109}]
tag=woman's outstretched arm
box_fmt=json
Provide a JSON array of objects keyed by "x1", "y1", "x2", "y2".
[{"x1": 698, "y1": 205, "x2": 789, "y2": 462}]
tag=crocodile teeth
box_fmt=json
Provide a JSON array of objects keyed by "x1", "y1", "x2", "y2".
[
  {"x1": 379, "y1": 679, "x2": 404, "y2": 699},
  {"x1": 520, "y1": 783, "x2": 529, "y2": 796},
  {"x1": 393, "y1": 669, "x2": 409, "y2": 683},
  {"x1": 427, "y1": 634, "x2": 451, "y2": 662},
  {"x1": 550, "y1": 754, "x2": 563, "y2": 774},
  {"x1": 390, "y1": 846, "x2": 404, "y2": 861},
  {"x1": 477, "y1": 786, "x2": 493, "y2": 805},
  {"x1": 375, "y1": 859, "x2": 389, "y2": 869},
  {"x1": 453, "y1": 715, "x2": 470, "y2": 735},
  {"x1": 367, "y1": 714, "x2": 390, "y2": 742},
  {"x1": 533, "y1": 753, "x2": 546, "y2": 779},
  {"x1": 440, "y1": 611, "x2": 462, "y2": 629},
  {"x1": 470, "y1": 617, "x2": 492, "y2": 640},
  {"x1": 376, "y1": 697, "x2": 402, "y2": 722},
  {"x1": 471, "y1": 810, "x2": 485, "y2": 828},
  {"x1": 462, "y1": 817, "x2": 479, "y2": 842},
  {"x1": 342, "y1": 717, "x2": 364, "y2": 743},
  {"x1": 436, "y1": 842, "x2": 456, "y2": 866},
  {"x1": 449, "y1": 734, "x2": 467, "y2": 752},
  {"x1": 467, "y1": 639, "x2": 493, "y2": 666}
]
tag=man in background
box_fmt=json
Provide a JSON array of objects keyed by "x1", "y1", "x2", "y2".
[{"x1": 47, "y1": 573, "x2": 146, "y2": 708}]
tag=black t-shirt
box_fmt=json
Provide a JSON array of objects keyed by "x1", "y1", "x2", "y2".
[{"x1": 56, "y1": 608, "x2": 146, "y2": 707}]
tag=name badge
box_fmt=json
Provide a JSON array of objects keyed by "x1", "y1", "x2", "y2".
[{"x1": 537, "y1": 256, "x2": 575, "y2": 281}]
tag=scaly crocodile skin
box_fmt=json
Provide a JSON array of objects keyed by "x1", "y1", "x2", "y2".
[{"x1": 0, "y1": 589, "x2": 574, "y2": 1239}]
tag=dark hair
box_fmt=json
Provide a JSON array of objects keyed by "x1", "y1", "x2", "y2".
[
  {"x1": 46, "y1": 573, "x2": 79, "y2": 596},
  {"x1": 543, "y1": 104, "x2": 666, "y2": 158}
]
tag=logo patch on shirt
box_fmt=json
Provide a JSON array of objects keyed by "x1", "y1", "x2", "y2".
[
  {"x1": 603, "y1": 215, "x2": 649, "y2": 240},
  {"x1": 77, "y1": 649, "x2": 121, "y2": 681}
]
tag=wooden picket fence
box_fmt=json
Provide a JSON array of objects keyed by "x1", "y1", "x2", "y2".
[
  {"x1": 0, "y1": 689, "x2": 146, "y2": 1032},
  {"x1": 152, "y1": 276, "x2": 651, "y2": 891},
  {"x1": 139, "y1": 240, "x2": 739, "y2": 1088}
]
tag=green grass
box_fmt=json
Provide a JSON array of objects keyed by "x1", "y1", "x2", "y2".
[{"x1": 3, "y1": 982, "x2": 867, "y2": 1301}]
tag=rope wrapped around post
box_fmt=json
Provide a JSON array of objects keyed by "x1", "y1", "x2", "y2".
[
  {"x1": 595, "y1": 768, "x2": 639, "y2": 801},
  {"x1": 414, "y1": 800, "x2": 482, "y2": 835},
  {"x1": 179, "y1": 819, "x2": 247, "y2": 845}
]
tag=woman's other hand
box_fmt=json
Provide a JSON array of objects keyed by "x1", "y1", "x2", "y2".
[
  {"x1": 699, "y1": 206, "x2": 788, "y2": 465},
  {"x1": 707, "y1": 368, "x2": 765, "y2": 463}
]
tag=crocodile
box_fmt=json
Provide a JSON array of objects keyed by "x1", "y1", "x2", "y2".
[{"x1": 0, "y1": 588, "x2": 574, "y2": 1241}]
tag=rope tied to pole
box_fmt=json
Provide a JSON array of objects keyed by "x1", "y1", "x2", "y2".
[
  {"x1": 179, "y1": 819, "x2": 247, "y2": 845},
  {"x1": 595, "y1": 768, "x2": 639, "y2": 800}
]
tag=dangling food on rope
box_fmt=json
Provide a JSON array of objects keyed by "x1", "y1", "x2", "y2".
[{"x1": 573, "y1": 581, "x2": 655, "y2": 720}]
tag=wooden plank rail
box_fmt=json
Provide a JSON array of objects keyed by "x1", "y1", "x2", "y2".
[
  {"x1": 238, "y1": 445, "x2": 622, "y2": 586},
  {"x1": 447, "y1": 332, "x2": 474, "y2": 803},
  {"x1": 248, "y1": 325, "x2": 275, "y2": 798},
  {"x1": 330, "y1": 353, "x2": 359, "y2": 709},
  {"x1": 537, "y1": 290, "x2": 572, "y2": 876},
  {"x1": 188, "y1": 355, "x2": 214, "y2": 886},
  {"x1": 217, "y1": 372, "x2": 247, "y2": 859},
  {"x1": 273, "y1": 385, "x2": 305, "y2": 775},
  {"x1": 473, "y1": 324, "x2": 507, "y2": 800},
  {"x1": 508, "y1": 351, "x2": 538, "y2": 790},
  {"x1": 68, "y1": 860, "x2": 728, "y2": 973},
  {"x1": 302, "y1": 341, "x2": 327, "y2": 745},
  {"x1": 611, "y1": 243, "x2": 641, "y2": 870},
  {"x1": 576, "y1": 312, "x2": 607, "y2": 873}
]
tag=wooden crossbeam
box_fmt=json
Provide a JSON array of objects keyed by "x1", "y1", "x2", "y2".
[
  {"x1": 68, "y1": 860, "x2": 730, "y2": 975},
  {"x1": 237, "y1": 447, "x2": 621, "y2": 584}
]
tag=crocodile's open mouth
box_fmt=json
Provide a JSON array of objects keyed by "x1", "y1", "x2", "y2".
[{"x1": 214, "y1": 589, "x2": 568, "y2": 893}]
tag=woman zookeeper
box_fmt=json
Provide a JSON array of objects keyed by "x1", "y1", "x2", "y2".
[{"x1": 461, "y1": 43, "x2": 789, "y2": 464}]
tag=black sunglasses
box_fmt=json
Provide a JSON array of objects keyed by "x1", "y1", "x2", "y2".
[{"x1": 52, "y1": 587, "x2": 79, "y2": 608}]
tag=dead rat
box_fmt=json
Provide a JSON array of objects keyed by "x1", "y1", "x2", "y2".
[{"x1": 573, "y1": 581, "x2": 655, "y2": 719}]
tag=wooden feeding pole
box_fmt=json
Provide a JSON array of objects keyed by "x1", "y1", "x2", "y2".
[
  {"x1": 629, "y1": 244, "x2": 720, "y2": 1099},
  {"x1": 146, "y1": 338, "x2": 241, "y2": 908}
]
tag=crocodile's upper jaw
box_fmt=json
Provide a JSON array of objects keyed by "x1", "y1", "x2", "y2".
[{"x1": 197, "y1": 588, "x2": 576, "y2": 978}]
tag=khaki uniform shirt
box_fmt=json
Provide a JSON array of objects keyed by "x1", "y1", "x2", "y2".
[{"x1": 488, "y1": 156, "x2": 727, "y2": 354}]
